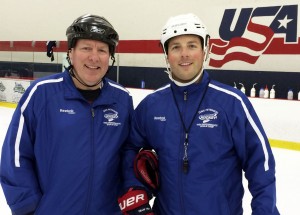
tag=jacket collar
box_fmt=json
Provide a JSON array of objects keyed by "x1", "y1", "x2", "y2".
[
  {"x1": 170, "y1": 70, "x2": 210, "y2": 94},
  {"x1": 62, "y1": 70, "x2": 115, "y2": 106}
]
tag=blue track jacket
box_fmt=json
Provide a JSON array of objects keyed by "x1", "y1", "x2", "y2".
[
  {"x1": 1, "y1": 71, "x2": 133, "y2": 215},
  {"x1": 122, "y1": 71, "x2": 280, "y2": 215}
]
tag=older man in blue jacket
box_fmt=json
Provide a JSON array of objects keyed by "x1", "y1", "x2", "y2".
[{"x1": 1, "y1": 14, "x2": 133, "y2": 215}]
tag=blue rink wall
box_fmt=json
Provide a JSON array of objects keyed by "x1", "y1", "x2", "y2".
[{"x1": 1, "y1": 61, "x2": 300, "y2": 99}]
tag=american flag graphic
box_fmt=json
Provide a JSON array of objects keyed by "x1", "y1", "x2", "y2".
[{"x1": 209, "y1": 5, "x2": 299, "y2": 68}]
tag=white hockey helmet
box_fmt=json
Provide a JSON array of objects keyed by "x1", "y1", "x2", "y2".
[
  {"x1": 160, "y1": 14, "x2": 210, "y2": 86},
  {"x1": 160, "y1": 13, "x2": 209, "y2": 53}
]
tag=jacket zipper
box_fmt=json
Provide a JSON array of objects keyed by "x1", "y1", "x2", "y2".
[
  {"x1": 84, "y1": 108, "x2": 95, "y2": 214},
  {"x1": 180, "y1": 90, "x2": 188, "y2": 215},
  {"x1": 172, "y1": 83, "x2": 209, "y2": 215},
  {"x1": 184, "y1": 91, "x2": 188, "y2": 101},
  {"x1": 183, "y1": 91, "x2": 189, "y2": 173}
]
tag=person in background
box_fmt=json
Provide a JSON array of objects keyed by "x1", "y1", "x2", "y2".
[
  {"x1": 119, "y1": 13, "x2": 280, "y2": 214},
  {"x1": 0, "y1": 14, "x2": 133, "y2": 215}
]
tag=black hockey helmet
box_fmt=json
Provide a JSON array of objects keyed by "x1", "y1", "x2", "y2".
[{"x1": 66, "y1": 14, "x2": 119, "y2": 57}]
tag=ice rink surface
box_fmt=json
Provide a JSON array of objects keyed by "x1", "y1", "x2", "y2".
[{"x1": 1, "y1": 106, "x2": 300, "y2": 214}]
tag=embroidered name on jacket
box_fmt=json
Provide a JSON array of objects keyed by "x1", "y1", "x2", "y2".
[
  {"x1": 197, "y1": 109, "x2": 218, "y2": 128},
  {"x1": 103, "y1": 108, "x2": 121, "y2": 126}
]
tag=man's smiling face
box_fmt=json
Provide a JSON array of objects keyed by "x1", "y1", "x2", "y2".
[
  {"x1": 167, "y1": 34, "x2": 205, "y2": 84},
  {"x1": 69, "y1": 39, "x2": 110, "y2": 89}
]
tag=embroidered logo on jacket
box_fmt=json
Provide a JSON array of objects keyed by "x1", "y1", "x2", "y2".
[
  {"x1": 154, "y1": 116, "x2": 166, "y2": 122},
  {"x1": 103, "y1": 108, "x2": 121, "y2": 126},
  {"x1": 197, "y1": 109, "x2": 218, "y2": 128},
  {"x1": 60, "y1": 109, "x2": 76, "y2": 114}
]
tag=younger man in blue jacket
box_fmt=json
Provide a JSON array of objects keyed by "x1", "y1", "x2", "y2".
[{"x1": 119, "y1": 13, "x2": 280, "y2": 215}]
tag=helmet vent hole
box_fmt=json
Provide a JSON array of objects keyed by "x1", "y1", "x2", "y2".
[
  {"x1": 184, "y1": 28, "x2": 187, "y2": 31},
  {"x1": 74, "y1": 26, "x2": 84, "y2": 33},
  {"x1": 174, "y1": 30, "x2": 177, "y2": 33}
]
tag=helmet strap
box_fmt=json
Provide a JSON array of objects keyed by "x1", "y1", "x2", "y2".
[
  {"x1": 106, "y1": 55, "x2": 116, "y2": 74},
  {"x1": 165, "y1": 68, "x2": 203, "y2": 87},
  {"x1": 69, "y1": 68, "x2": 103, "y2": 88}
]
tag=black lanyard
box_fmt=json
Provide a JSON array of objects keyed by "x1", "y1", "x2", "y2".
[{"x1": 171, "y1": 82, "x2": 209, "y2": 174}]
